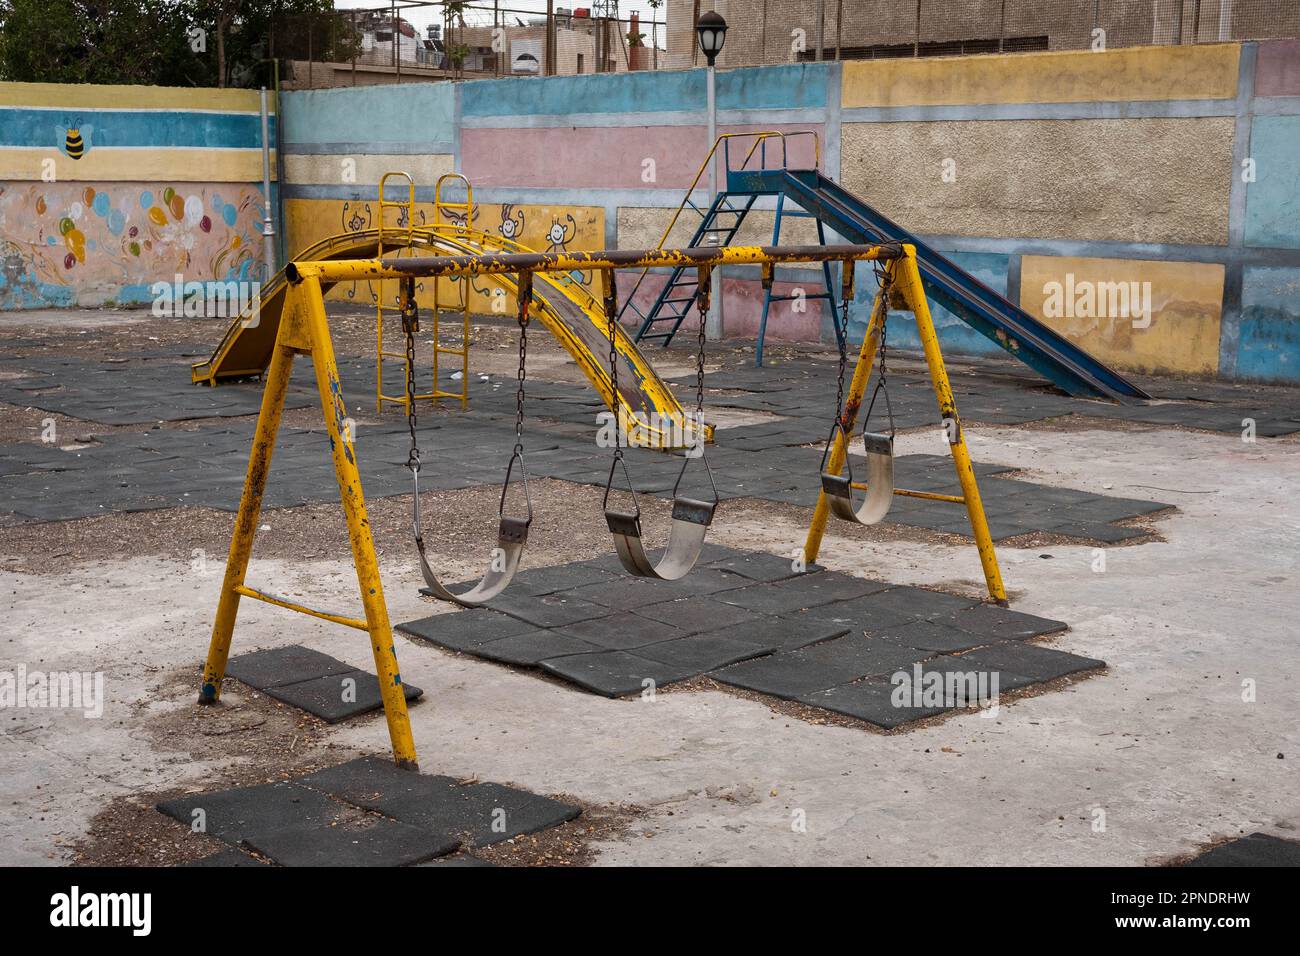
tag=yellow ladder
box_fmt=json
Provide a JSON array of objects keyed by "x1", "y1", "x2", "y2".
[
  {"x1": 429, "y1": 173, "x2": 474, "y2": 410},
  {"x1": 375, "y1": 171, "x2": 425, "y2": 413}
]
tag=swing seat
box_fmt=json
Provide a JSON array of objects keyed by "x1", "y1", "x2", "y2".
[
  {"x1": 822, "y1": 431, "x2": 895, "y2": 525},
  {"x1": 414, "y1": 452, "x2": 532, "y2": 608},
  {"x1": 416, "y1": 515, "x2": 529, "y2": 607},
  {"x1": 604, "y1": 453, "x2": 717, "y2": 582},
  {"x1": 606, "y1": 497, "x2": 716, "y2": 581}
]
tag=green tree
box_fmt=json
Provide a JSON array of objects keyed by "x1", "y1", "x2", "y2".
[{"x1": 0, "y1": 0, "x2": 340, "y2": 87}]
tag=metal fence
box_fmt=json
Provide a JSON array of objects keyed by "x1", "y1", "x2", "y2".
[
  {"x1": 277, "y1": 0, "x2": 1300, "y2": 88},
  {"x1": 277, "y1": 1, "x2": 668, "y2": 88}
]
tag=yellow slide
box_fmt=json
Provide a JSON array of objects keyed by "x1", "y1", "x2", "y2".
[{"x1": 191, "y1": 226, "x2": 703, "y2": 449}]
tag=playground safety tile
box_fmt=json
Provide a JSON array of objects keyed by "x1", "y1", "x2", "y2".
[
  {"x1": 698, "y1": 615, "x2": 851, "y2": 651},
  {"x1": 635, "y1": 632, "x2": 773, "y2": 672},
  {"x1": 704, "y1": 550, "x2": 804, "y2": 583},
  {"x1": 926, "y1": 604, "x2": 1068, "y2": 641},
  {"x1": 560, "y1": 576, "x2": 687, "y2": 611},
  {"x1": 486, "y1": 590, "x2": 613, "y2": 629},
  {"x1": 710, "y1": 636, "x2": 930, "y2": 700},
  {"x1": 790, "y1": 595, "x2": 925, "y2": 633},
  {"x1": 955, "y1": 643, "x2": 1105, "y2": 683},
  {"x1": 397, "y1": 609, "x2": 541, "y2": 650},
  {"x1": 261, "y1": 670, "x2": 424, "y2": 724},
  {"x1": 902, "y1": 654, "x2": 1040, "y2": 694},
  {"x1": 225, "y1": 645, "x2": 356, "y2": 689},
  {"x1": 296, "y1": 755, "x2": 459, "y2": 804},
  {"x1": 1183, "y1": 833, "x2": 1300, "y2": 867},
  {"x1": 513, "y1": 562, "x2": 620, "y2": 595},
  {"x1": 157, "y1": 782, "x2": 347, "y2": 846},
  {"x1": 241, "y1": 816, "x2": 457, "y2": 867},
  {"x1": 634, "y1": 596, "x2": 765, "y2": 634},
  {"x1": 877, "y1": 619, "x2": 1002, "y2": 653},
  {"x1": 798, "y1": 677, "x2": 954, "y2": 729},
  {"x1": 538, "y1": 650, "x2": 699, "y2": 697},
  {"x1": 552, "y1": 613, "x2": 691, "y2": 650},
  {"x1": 713, "y1": 579, "x2": 849, "y2": 615},
  {"x1": 297, "y1": 756, "x2": 580, "y2": 847},
  {"x1": 859, "y1": 586, "x2": 983, "y2": 617},
  {"x1": 475, "y1": 631, "x2": 605, "y2": 666}
]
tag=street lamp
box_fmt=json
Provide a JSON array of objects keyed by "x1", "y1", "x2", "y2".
[
  {"x1": 697, "y1": 11, "x2": 727, "y2": 338},
  {"x1": 696, "y1": 11, "x2": 727, "y2": 67}
]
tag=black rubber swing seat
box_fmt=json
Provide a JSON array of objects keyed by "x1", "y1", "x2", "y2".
[{"x1": 820, "y1": 431, "x2": 896, "y2": 525}]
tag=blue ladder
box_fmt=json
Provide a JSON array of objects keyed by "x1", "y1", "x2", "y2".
[
  {"x1": 755, "y1": 191, "x2": 842, "y2": 367},
  {"x1": 628, "y1": 192, "x2": 757, "y2": 346}
]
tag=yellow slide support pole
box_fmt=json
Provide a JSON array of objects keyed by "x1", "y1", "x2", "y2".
[
  {"x1": 198, "y1": 319, "x2": 296, "y2": 706},
  {"x1": 895, "y1": 246, "x2": 1007, "y2": 606},
  {"x1": 296, "y1": 276, "x2": 419, "y2": 768},
  {"x1": 802, "y1": 277, "x2": 888, "y2": 568}
]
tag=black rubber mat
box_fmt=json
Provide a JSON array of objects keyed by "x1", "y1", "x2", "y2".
[
  {"x1": 298, "y1": 756, "x2": 581, "y2": 847},
  {"x1": 1183, "y1": 833, "x2": 1300, "y2": 867},
  {"x1": 226, "y1": 645, "x2": 422, "y2": 723},
  {"x1": 158, "y1": 756, "x2": 580, "y2": 866},
  {"x1": 399, "y1": 549, "x2": 1101, "y2": 728}
]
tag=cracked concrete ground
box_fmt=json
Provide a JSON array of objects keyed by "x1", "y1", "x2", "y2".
[{"x1": 3, "y1": 413, "x2": 1296, "y2": 865}]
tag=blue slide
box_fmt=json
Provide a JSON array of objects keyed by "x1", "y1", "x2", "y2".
[{"x1": 633, "y1": 166, "x2": 1150, "y2": 403}]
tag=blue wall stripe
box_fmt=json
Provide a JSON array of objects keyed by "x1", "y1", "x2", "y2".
[
  {"x1": 458, "y1": 63, "x2": 829, "y2": 118},
  {"x1": 0, "y1": 108, "x2": 270, "y2": 149}
]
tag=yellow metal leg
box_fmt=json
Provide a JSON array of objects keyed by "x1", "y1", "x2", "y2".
[
  {"x1": 296, "y1": 277, "x2": 420, "y2": 768},
  {"x1": 199, "y1": 332, "x2": 296, "y2": 704},
  {"x1": 895, "y1": 247, "x2": 1007, "y2": 605},
  {"x1": 803, "y1": 248, "x2": 1007, "y2": 606}
]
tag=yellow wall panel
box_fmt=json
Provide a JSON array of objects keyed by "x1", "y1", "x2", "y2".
[
  {"x1": 842, "y1": 43, "x2": 1240, "y2": 108},
  {"x1": 1020, "y1": 255, "x2": 1225, "y2": 375},
  {"x1": 0, "y1": 147, "x2": 272, "y2": 183}
]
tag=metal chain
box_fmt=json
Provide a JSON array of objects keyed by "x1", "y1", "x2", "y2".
[
  {"x1": 514, "y1": 272, "x2": 530, "y2": 455},
  {"x1": 402, "y1": 277, "x2": 421, "y2": 472},
  {"x1": 695, "y1": 267, "x2": 708, "y2": 415},
  {"x1": 834, "y1": 260, "x2": 851, "y2": 428},
  {"x1": 604, "y1": 269, "x2": 622, "y2": 456},
  {"x1": 865, "y1": 263, "x2": 895, "y2": 434}
]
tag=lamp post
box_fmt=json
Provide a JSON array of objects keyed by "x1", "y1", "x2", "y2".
[{"x1": 696, "y1": 11, "x2": 727, "y2": 339}]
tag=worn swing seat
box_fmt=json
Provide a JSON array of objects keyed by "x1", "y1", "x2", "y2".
[
  {"x1": 415, "y1": 450, "x2": 532, "y2": 607},
  {"x1": 604, "y1": 453, "x2": 717, "y2": 581},
  {"x1": 821, "y1": 428, "x2": 895, "y2": 525}
]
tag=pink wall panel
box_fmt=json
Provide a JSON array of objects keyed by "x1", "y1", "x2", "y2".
[
  {"x1": 1256, "y1": 39, "x2": 1300, "y2": 97},
  {"x1": 461, "y1": 123, "x2": 824, "y2": 190}
]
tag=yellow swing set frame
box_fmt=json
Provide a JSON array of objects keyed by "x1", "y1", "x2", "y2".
[{"x1": 197, "y1": 241, "x2": 1004, "y2": 770}]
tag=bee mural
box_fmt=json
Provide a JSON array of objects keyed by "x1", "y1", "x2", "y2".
[{"x1": 56, "y1": 120, "x2": 93, "y2": 160}]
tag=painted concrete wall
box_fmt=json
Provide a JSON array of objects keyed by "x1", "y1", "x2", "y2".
[
  {"x1": 0, "y1": 83, "x2": 273, "y2": 308},
  {"x1": 3, "y1": 46, "x2": 1297, "y2": 381}
]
